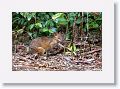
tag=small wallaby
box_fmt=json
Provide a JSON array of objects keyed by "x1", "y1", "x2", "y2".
[{"x1": 29, "y1": 32, "x2": 63, "y2": 56}]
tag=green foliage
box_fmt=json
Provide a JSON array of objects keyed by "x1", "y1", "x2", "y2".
[
  {"x1": 52, "y1": 13, "x2": 68, "y2": 27},
  {"x1": 52, "y1": 13, "x2": 64, "y2": 20},
  {"x1": 12, "y1": 12, "x2": 102, "y2": 41},
  {"x1": 88, "y1": 12, "x2": 102, "y2": 29},
  {"x1": 67, "y1": 43, "x2": 79, "y2": 56},
  {"x1": 20, "y1": 12, "x2": 36, "y2": 21},
  {"x1": 41, "y1": 28, "x2": 54, "y2": 36}
]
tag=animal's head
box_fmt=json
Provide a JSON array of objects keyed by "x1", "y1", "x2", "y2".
[{"x1": 53, "y1": 32, "x2": 63, "y2": 42}]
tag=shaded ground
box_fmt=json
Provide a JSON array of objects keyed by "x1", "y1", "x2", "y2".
[{"x1": 12, "y1": 45, "x2": 102, "y2": 71}]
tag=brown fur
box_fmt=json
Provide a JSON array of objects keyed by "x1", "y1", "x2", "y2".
[{"x1": 29, "y1": 32, "x2": 62, "y2": 55}]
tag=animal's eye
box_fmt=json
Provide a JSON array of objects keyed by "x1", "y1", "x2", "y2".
[{"x1": 44, "y1": 52, "x2": 47, "y2": 54}]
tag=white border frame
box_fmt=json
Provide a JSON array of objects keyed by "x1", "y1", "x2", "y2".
[{"x1": 0, "y1": 0, "x2": 114, "y2": 83}]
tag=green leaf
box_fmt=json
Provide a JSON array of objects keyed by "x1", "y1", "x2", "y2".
[
  {"x1": 73, "y1": 43, "x2": 77, "y2": 51},
  {"x1": 27, "y1": 32, "x2": 33, "y2": 39},
  {"x1": 89, "y1": 22, "x2": 99, "y2": 28},
  {"x1": 20, "y1": 12, "x2": 36, "y2": 21},
  {"x1": 33, "y1": 32, "x2": 37, "y2": 38},
  {"x1": 20, "y1": 18, "x2": 25, "y2": 25},
  {"x1": 93, "y1": 23, "x2": 99, "y2": 28},
  {"x1": 17, "y1": 29, "x2": 24, "y2": 34},
  {"x1": 49, "y1": 29, "x2": 54, "y2": 33},
  {"x1": 68, "y1": 43, "x2": 71, "y2": 48},
  {"x1": 29, "y1": 24, "x2": 34, "y2": 30},
  {"x1": 69, "y1": 17, "x2": 74, "y2": 21},
  {"x1": 45, "y1": 15, "x2": 49, "y2": 19},
  {"x1": 52, "y1": 13, "x2": 63, "y2": 20},
  {"x1": 76, "y1": 18, "x2": 81, "y2": 24},
  {"x1": 35, "y1": 23, "x2": 42, "y2": 28},
  {"x1": 70, "y1": 46, "x2": 73, "y2": 51},
  {"x1": 42, "y1": 28, "x2": 49, "y2": 32},
  {"x1": 56, "y1": 18, "x2": 68, "y2": 25},
  {"x1": 45, "y1": 20, "x2": 54, "y2": 27},
  {"x1": 27, "y1": 16, "x2": 32, "y2": 21},
  {"x1": 12, "y1": 17, "x2": 20, "y2": 24},
  {"x1": 23, "y1": 22, "x2": 27, "y2": 25},
  {"x1": 73, "y1": 52, "x2": 76, "y2": 55},
  {"x1": 20, "y1": 12, "x2": 24, "y2": 17},
  {"x1": 69, "y1": 13, "x2": 76, "y2": 17},
  {"x1": 51, "y1": 27, "x2": 57, "y2": 32}
]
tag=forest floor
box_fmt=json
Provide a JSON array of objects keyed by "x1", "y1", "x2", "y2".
[{"x1": 12, "y1": 44, "x2": 102, "y2": 71}]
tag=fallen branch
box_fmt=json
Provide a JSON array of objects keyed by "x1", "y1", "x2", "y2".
[{"x1": 82, "y1": 48, "x2": 102, "y2": 55}]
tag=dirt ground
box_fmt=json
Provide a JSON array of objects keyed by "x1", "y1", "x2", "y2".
[{"x1": 12, "y1": 45, "x2": 102, "y2": 71}]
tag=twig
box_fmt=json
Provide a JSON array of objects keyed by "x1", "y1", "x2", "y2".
[{"x1": 82, "y1": 48, "x2": 102, "y2": 55}]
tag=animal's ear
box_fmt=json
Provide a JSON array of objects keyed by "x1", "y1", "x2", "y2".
[
  {"x1": 53, "y1": 32, "x2": 62, "y2": 38},
  {"x1": 53, "y1": 32, "x2": 58, "y2": 36}
]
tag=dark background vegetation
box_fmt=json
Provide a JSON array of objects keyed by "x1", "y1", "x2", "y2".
[{"x1": 12, "y1": 12, "x2": 102, "y2": 44}]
